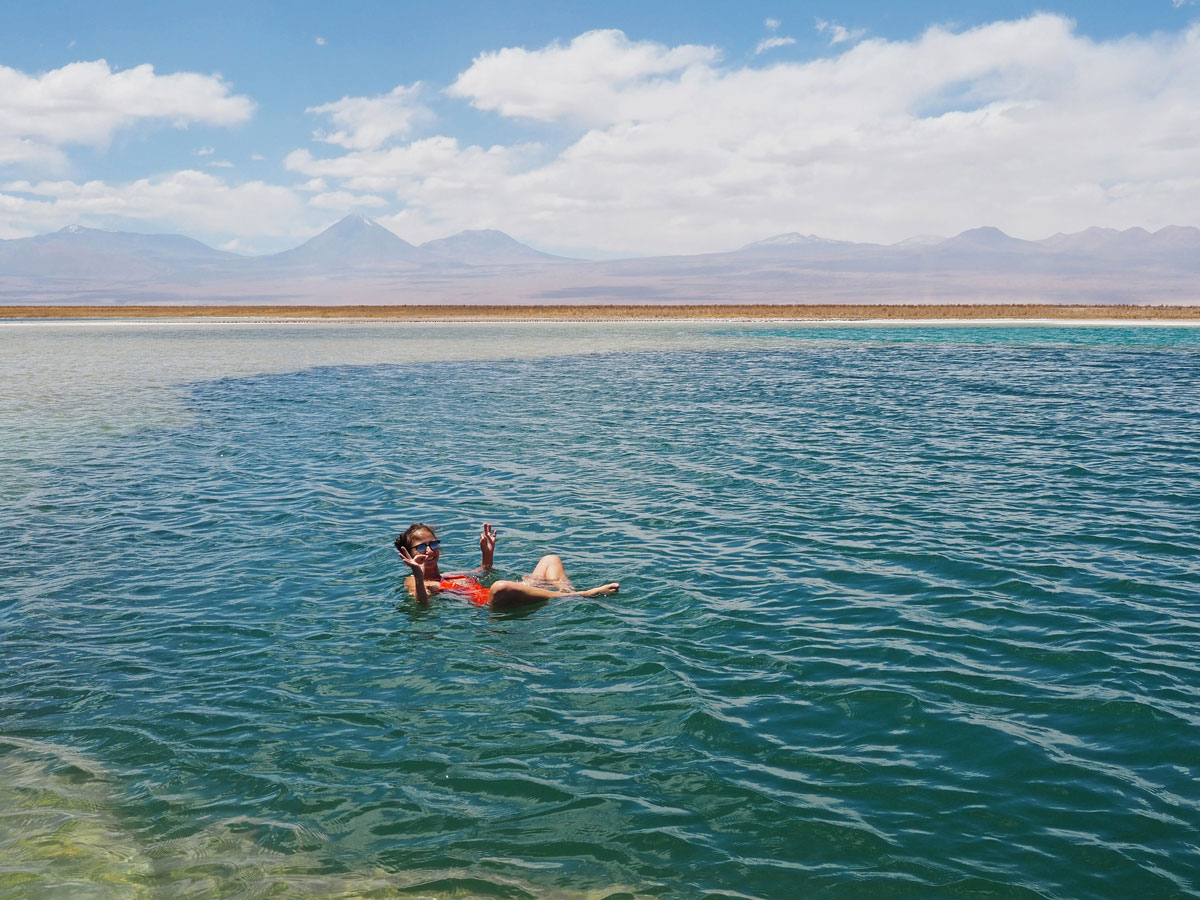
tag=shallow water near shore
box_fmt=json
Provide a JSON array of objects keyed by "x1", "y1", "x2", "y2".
[{"x1": 2, "y1": 321, "x2": 1199, "y2": 899}]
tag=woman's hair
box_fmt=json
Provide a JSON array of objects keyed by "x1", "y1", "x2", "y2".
[{"x1": 394, "y1": 523, "x2": 436, "y2": 553}]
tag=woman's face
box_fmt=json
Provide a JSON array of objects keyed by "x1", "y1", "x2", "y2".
[{"x1": 410, "y1": 528, "x2": 440, "y2": 563}]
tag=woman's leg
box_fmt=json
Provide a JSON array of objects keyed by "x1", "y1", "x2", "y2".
[
  {"x1": 488, "y1": 579, "x2": 620, "y2": 609},
  {"x1": 489, "y1": 580, "x2": 567, "y2": 608},
  {"x1": 524, "y1": 554, "x2": 572, "y2": 590}
]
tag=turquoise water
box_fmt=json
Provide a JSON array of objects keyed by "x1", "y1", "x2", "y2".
[{"x1": 2, "y1": 321, "x2": 1198, "y2": 899}]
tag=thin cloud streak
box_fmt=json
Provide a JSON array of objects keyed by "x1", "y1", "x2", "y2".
[
  {"x1": 754, "y1": 36, "x2": 796, "y2": 54},
  {"x1": 815, "y1": 19, "x2": 866, "y2": 45}
]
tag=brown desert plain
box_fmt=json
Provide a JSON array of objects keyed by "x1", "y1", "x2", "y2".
[{"x1": 3, "y1": 303, "x2": 1199, "y2": 321}]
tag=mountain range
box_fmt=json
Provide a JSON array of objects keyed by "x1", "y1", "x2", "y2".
[{"x1": 1, "y1": 215, "x2": 1197, "y2": 306}]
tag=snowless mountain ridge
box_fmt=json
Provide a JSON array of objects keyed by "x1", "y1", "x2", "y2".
[
  {"x1": 1, "y1": 214, "x2": 1198, "y2": 306},
  {"x1": 5, "y1": 214, "x2": 1199, "y2": 267}
]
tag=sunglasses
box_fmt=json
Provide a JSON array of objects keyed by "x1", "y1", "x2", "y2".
[{"x1": 413, "y1": 540, "x2": 441, "y2": 553}]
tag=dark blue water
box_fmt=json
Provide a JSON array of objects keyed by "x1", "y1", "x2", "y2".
[{"x1": 2, "y1": 323, "x2": 1199, "y2": 899}]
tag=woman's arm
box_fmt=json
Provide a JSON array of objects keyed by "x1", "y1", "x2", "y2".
[
  {"x1": 398, "y1": 547, "x2": 430, "y2": 604},
  {"x1": 479, "y1": 523, "x2": 496, "y2": 571},
  {"x1": 460, "y1": 523, "x2": 498, "y2": 577}
]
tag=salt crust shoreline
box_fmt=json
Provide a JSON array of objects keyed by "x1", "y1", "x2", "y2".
[{"x1": 3, "y1": 316, "x2": 1199, "y2": 329}]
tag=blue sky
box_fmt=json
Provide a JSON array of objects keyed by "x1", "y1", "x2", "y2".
[{"x1": 2, "y1": 1, "x2": 1199, "y2": 255}]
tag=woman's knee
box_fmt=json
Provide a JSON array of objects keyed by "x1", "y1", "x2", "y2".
[{"x1": 534, "y1": 554, "x2": 566, "y2": 577}]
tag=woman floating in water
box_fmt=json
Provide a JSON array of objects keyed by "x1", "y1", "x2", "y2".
[{"x1": 395, "y1": 522, "x2": 619, "y2": 608}]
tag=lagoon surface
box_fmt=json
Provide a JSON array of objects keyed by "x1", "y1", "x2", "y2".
[{"x1": 2, "y1": 320, "x2": 1199, "y2": 900}]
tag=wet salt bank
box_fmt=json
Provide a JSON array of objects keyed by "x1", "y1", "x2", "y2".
[{"x1": 2, "y1": 320, "x2": 1198, "y2": 900}]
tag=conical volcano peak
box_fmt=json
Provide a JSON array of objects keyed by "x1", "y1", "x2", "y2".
[{"x1": 269, "y1": 215, "x2": 426, "y2": 267}]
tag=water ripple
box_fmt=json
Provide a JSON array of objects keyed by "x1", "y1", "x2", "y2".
[{"x1": 2, "y1": 324, "x2": 1199, "y2": 899}]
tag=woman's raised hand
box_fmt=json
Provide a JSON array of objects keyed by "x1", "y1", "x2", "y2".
[
  {"x1": 397, "y1": 546, "x2": 428, "y2": 574},
  {"x1": 479, "y1": 523, "x2": 497, "y2": 567}
]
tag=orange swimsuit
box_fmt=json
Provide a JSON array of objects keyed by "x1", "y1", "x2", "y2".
[{"x1": 438, "y1": 575, "x2": 491, "y2": 606}]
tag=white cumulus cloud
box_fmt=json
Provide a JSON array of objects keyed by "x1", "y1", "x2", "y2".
[
  {"x1": 288, "y1": 16, "x2": 1200, "y2": 255},
  {"x1": 307, "y1": 83, "x2": 429, "y2": 150},
  {"x1": 0, "y1": 60, "x2": 254, "y2": 167},
  {"x1": 285, "y1": 137, "x2": 542, "y2": 244},
  {"x1": 447, "y1": 29, "x2": 719, "y2": 124}
]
